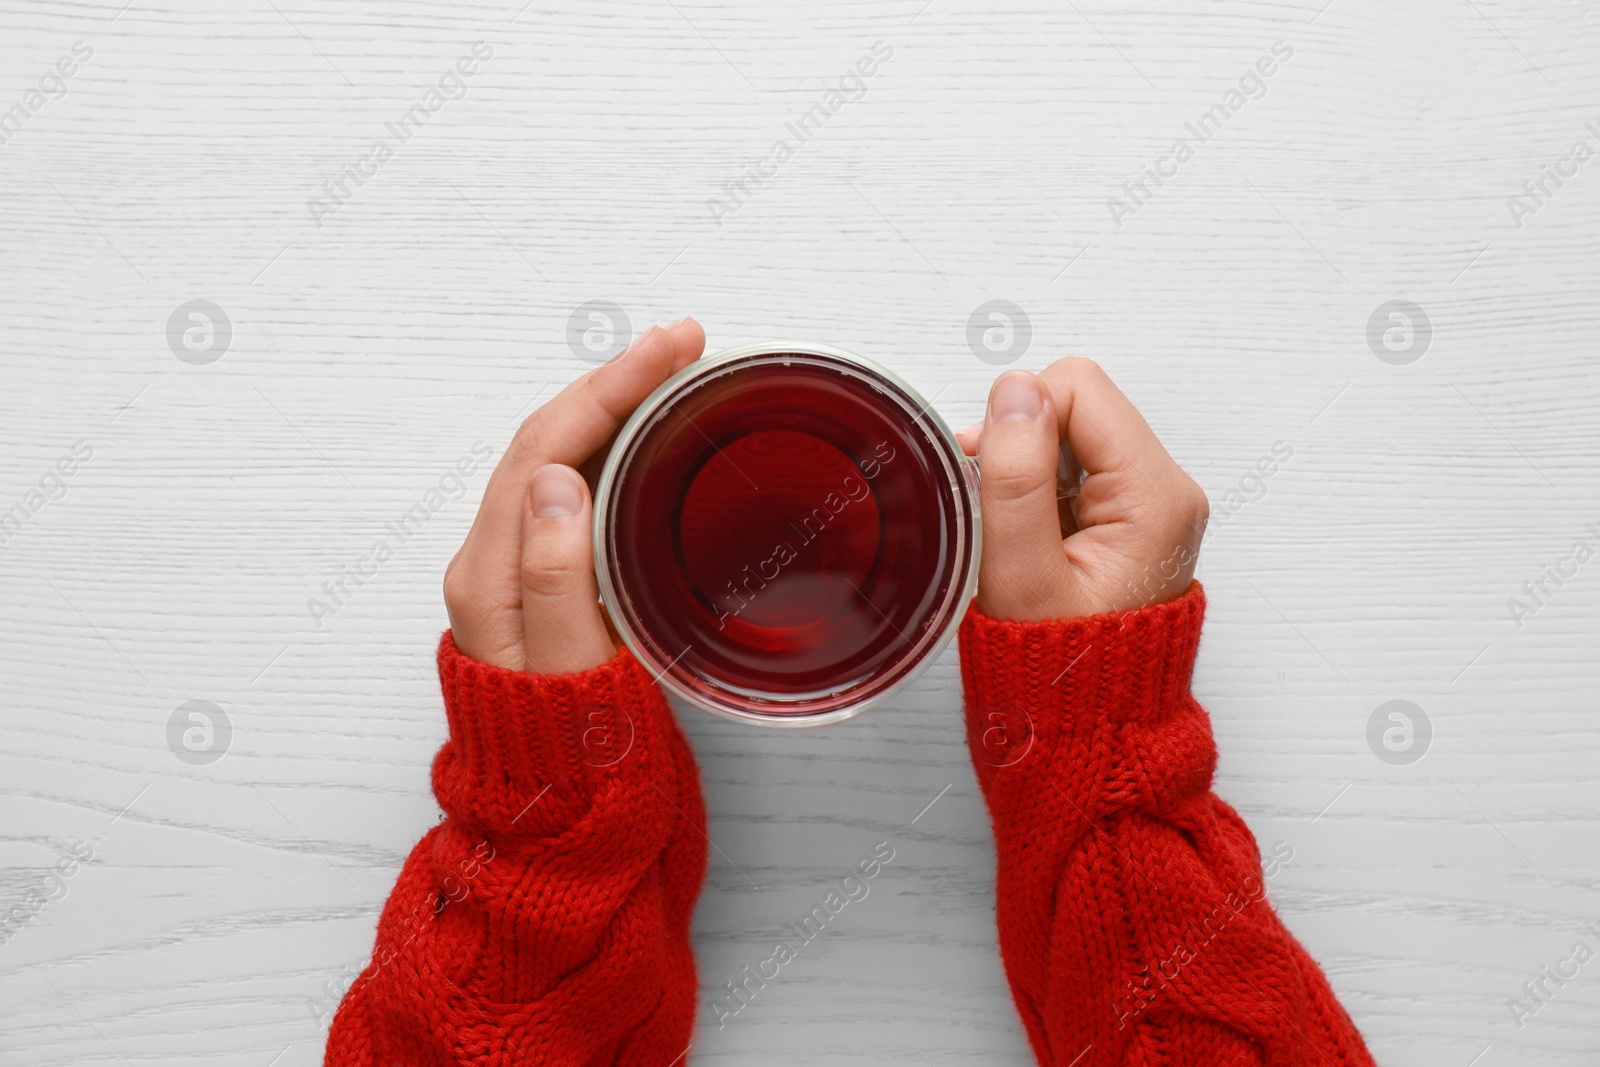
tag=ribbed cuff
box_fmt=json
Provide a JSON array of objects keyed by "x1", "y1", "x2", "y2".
[
  {"x1": 958, "y1": 583, "x2": 1207, "y2": 771},
  {"x1": 432, "y1": 631, "x2": 673, "y2": 836}
]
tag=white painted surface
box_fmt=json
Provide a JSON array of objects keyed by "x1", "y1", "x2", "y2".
[{"x1": 1, "y1": 0, "x2": 1597, "y2": 1063}]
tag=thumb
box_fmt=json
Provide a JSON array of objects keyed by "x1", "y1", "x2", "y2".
[
  {"x1": 975, "y1": 371, "x2": 1075, "y2": 621},
  {"x1": 520, "y1": 464, "x2": 616, "y2": 674}
]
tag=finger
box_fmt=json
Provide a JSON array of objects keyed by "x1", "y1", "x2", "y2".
[
  {"x1": 975, "y1": 371, "x2": 1079, "y2": 620},
  {"x1": 1038, "y1": 358, "x2": 1209, "y2": 553},
  {"x1": 1035, "y1": 360, "x2": 1209, "y2": 610},
  {"x1": 1055, "y1": 440, "x2": 1084, "y2": 538},
  {"x1": 486, "y1": 320, "x2": 703, "y2": 518},
  {"x1": 959, "y1": 420, "x2": 1079, "y2": 534},
  {"x1": 448, "y1": 322, "x2": 693, "y2": 661},
  {"x1": 520, "y1": 464, "x2": 615, "y2": 674},
  {"x1": 667, "y1": 315, "x2": 707, "y2": 372},
  {"x1": 955, "y1": 422, "x2": 981, "y2": 456},
  {"x1": 485, "y1": 323, "x2": 679, "y2": 517},
  {"x1": 1035, "y1": 358, "x2": 1174, "y2": 490},
  {"x1": 576, "y1": 315, "x2": 707, "y2": 486}
]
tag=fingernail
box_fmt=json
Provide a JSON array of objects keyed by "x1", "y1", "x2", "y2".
[
  {"x1": 611, "y1": 325, "x2": 660, "y2": 363},
  {"x1": 530, "y1": 465, "x2": 583, "y2": 517},
  {"x1": 957, "y1": 421, "x2": 983, "y2": 437},
  {"x1": 667, "y1": 315, "x2": 690, "y2": 329},
  {"x1": 988, "y1": 371, "x2": 1043, "y2": 422}
]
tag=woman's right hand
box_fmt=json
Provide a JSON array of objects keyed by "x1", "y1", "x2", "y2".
[{"x1": 443, "y1": 317, "x2": 706, "y2": 675}]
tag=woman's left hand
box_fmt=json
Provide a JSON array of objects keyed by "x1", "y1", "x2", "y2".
[{"x1": 956, "y1": 358, "x2": 1210, "y2": 622}]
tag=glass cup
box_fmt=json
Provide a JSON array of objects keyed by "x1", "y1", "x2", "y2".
[{"x1": 593, "y1": 342, "x2": 981, "y2": 727}]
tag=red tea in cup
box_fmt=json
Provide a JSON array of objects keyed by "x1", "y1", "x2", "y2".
[{"x1": 594, "y1": 343, "x2": 979, "y2": 726}]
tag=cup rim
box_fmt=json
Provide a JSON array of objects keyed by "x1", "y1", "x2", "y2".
[{"x1": 591, "y1": 341, "x2": 981, "y2": 729}]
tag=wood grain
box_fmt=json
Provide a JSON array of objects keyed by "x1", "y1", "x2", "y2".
[{"x1": 1, "y1": 0, "x2": 1597, "y2": 1063}]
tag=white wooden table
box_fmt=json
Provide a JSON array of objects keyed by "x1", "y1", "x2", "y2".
[{"x1": 2, "y1": 1, "x2": 1597, "y2": 1063}]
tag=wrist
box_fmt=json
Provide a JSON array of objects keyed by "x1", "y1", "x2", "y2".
[
  {"x1": 433, "y1": 631, "x2": 677, "y2": 837},
  {"x1": 959, "y1": 581, "x2": 1208, "y2": 772}
]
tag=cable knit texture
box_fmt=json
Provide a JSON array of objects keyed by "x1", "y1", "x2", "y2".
[
  {"x1": 959, "y1": 581, "x2": 1375, "y2": 1066},
  {"x1": 324, "y1": 632, "x2": 707, "y2": 1067},
  {"x1": 326, "y1": 585, "x2": 1375, "y2": 1066}
]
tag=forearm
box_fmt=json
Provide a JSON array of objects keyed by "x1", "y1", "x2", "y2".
[
  {"x1": 325, "y1": 633, "x2": 707, "y2": 1067},
  {"x1": 961, "y1": 583, "x2": 1374, "y2": 1067}
]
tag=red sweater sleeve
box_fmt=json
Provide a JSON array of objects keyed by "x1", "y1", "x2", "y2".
[
  {"x1": 324, "y1": 632, "x2": 707, "y2": 1067},
  {"x1": 959, "y1": 582, "x2": 1375, "y2": 1067}
]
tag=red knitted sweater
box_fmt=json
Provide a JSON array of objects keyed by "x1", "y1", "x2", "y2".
[{"x1": 325, "y1": 582, "x2": 1374, "y2": 1066}]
